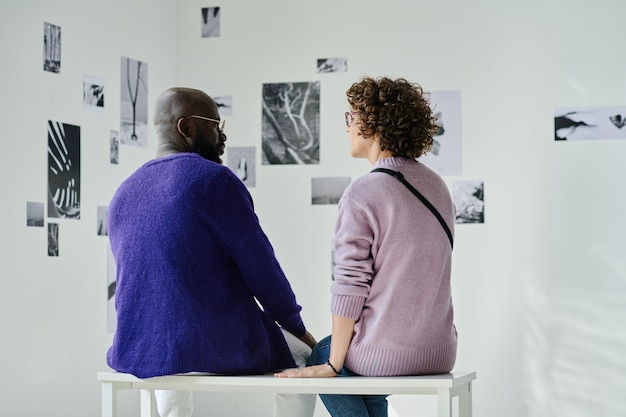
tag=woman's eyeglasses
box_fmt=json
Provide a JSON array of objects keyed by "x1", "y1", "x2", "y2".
[{"x1": 345, "y1": 111, "x2": 358, "y2": 127}]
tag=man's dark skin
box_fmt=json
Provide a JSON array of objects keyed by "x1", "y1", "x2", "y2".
[{"x1": 151, "y1": 87, "x2": 317, "y2": 349}]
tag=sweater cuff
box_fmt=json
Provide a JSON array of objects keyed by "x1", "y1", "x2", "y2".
[{"x1": 331, "y1": 294, "x2": 365, "y2": 321}]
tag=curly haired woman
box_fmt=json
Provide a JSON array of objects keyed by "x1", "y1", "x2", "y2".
[{"x1": 276, "y1": 76, "x2": 458, "y2": 417}]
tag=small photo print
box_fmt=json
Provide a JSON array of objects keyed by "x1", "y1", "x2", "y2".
[
  {"x1": 83, "y1": 75, "x2": 104, "y2": 111},
  {"x1": 312, "y1": 177, "x2": 351, "y2": 205},
  {"x1": 110, "y1": 130, "x2": 119, "y2": 164},
  {"x1": 120, "y1": 56, "x2": 148, "y2": 147},
  {"x1": 317, "y1": 57, "x2": 348, "y2": 73},
  {"x1": 214, "y1": 95, "x2": 232, "y2": 116},
  {"x1": 43, "y1": 22, "x2": 61, "y2": 73},
  {"x1": 48, "y1": 121, "x2": 81, "y2": 219},
  {"x1": 226, "y1": 146, "x2": 256, "y2": 187},
  {"x1": 26, "y1": 202, "x2": 45, "y2": 227},
  {"x1": 554, "y1": 107, "x2": 599, "y2": 141},
  {"x1": 97, "y1": 206, "x2": 108, "y2": 236},
  {"x1": 48, "y1": 223, "x2": 59, "y2": 256},
  {"x1": 201, "y1": 7, "x2": 221, "y2": 38},
  {"x1": 453, "y1": 180, "x2": 485, "y2": 224}
]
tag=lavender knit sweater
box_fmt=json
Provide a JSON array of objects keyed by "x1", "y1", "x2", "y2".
[
  {"x1": 332, "y1": 157, "x2": 457, "y2": 376},
  {"x1": 107, "y1": 153, "x2": 305, "y2": 378}
]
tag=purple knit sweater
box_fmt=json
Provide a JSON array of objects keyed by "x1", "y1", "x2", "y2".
[
  {"x1": 107, "y1": 153, "x2": 306, "y2": 378},
  {"x1": 332, "y1": 157, "x2": 457, "y2": 376}
]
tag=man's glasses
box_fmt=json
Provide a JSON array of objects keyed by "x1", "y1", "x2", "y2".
[
  {"x1": 345, "y1": 111, "x2": 358, "y2": 127},
  {"x1": 186, "y1": 115, "x2": 226, "y2": 132}
]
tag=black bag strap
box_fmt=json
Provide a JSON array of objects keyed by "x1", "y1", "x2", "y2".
[{"x1": 371, "y1": 168, "x2": 453, "y2": 249}]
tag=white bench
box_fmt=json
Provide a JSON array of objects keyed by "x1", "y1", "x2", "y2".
[{"x1": 97, "y1": 370, "x2": 475, "y2": 417}]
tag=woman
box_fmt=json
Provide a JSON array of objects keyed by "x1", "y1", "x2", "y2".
[{"x1": 276, "y1": 76, "x2": 457, "y2": 417}]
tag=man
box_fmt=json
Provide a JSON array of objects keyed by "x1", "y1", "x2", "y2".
[{"x1": 107, "y1": 87, "x2": 316, "y2": 417}]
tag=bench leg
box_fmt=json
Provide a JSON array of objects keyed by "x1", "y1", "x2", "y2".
[
  {"x1": 101, "y1": 382, "x2": 117, "y2": 417},
  {"x1": 140, "y1": 389, "x2": 156, "y2": 417},
  {"x1": 458, "y1": 381, "x2": 473, "y2": 417},
  {"x1": 437, "y1": 388, "x2": 452, "y2": 417}
]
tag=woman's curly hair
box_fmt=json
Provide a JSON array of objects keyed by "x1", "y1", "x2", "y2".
[{"x1": 346, "y1": 76, "x2": 438, "y2": 158}]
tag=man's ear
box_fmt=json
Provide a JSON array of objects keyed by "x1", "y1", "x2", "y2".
[{"x1": 177, "y1": 117, "x2": 192, "y2": 138}]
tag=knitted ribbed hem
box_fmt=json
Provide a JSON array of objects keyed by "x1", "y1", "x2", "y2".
[
  {"x1": 345, "y1": 342, "x2": 457, "y2": 376},
  {"x1": 331, "y1": 294, "x2": 366, "y2": 321}
]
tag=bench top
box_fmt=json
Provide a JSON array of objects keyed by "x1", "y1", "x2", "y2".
[{"x1": 98, "y1": 371, "x2": 476, "y2": 395}]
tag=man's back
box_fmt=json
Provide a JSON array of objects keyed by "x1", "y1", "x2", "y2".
[{"x1": 107, "y1": 153, "x2": 304, "y2": 378}]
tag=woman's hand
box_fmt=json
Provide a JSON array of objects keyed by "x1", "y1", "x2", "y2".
[{"x1": 274, "y1": 364, "x2": 338, "y2": 378}]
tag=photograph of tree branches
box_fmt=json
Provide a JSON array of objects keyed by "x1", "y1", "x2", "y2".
[{"x1": 261, "y1": 81, "x2": 320, "y2": 165}]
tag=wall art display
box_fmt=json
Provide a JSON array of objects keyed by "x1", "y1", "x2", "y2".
[
  {"x1": 48, "y1": 223, "x2": 59, "y2": 256},
  {"x1": 83, "y1": 75, "x2": 104, "y2": 111},
  {"x1": 311, "y1": 177, "x2": 351, "y2": 205},
  {"x1": 261, "y1": 81, "x2": 320, "y2": 165},
  {"x1": 554, "y1": 105, "x2": 626, "y2": 141},
  {"x1": 201, "y1": 7, "x2": 221, "y2": 37},
  {"x1": 214, "y1": 95, "x2": 232, "y2": 116},
  {"x1": 226, "y1": 146, "x2": 256, "y2": 187},
  {"x1": 419, "y1": 90, "x2": 462, "y2": 176},
  {"x1": 120, "y1": 56, "x2": 148, "y2": 147},
  {"x1": 106, "y1": 244, "x2": 117, "y2": 333},
  {"x1": 43, "y1": 22, "x2": 61, "y2": 73},
  {"x1": 97, "y1": 206, "x2": 108, "y2": 236},
  {"x1": 26, "y1": 202, "x2": 44, "y2": 227},
  {"x1": 110, "y1": 130, "x2": 119, "y2": 164},
  {"x1": 317, "y1": 57, "x2": 348, "y2": 73},
  {"x1": 48, "y1": 121, "x2": 81, "y2": 219},
  {"x1": 452, "y1": 180, "x2": 485, "y2": 224}
]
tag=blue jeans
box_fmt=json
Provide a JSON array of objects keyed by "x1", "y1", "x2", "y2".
[{"x1": 307, "y1": 336, "x2": 388, "y2": 417}]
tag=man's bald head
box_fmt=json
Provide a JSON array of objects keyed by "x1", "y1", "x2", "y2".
[{"x1": 153, "y1": 87, "x2": 225, "y2": 162}]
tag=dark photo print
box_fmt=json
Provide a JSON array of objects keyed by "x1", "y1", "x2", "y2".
[
  {"x1": 43, "y1": 22, "x2": 61, "y2": 73},
  {"x1": 48, "y1": 223, "x2": 59, "y2": 256},
  {"x1": 261, "y1": 81, "x2": 320, "y2": 165},
  {"x1": 48, "y1": 121, "x2": 81, "y2": 219}
]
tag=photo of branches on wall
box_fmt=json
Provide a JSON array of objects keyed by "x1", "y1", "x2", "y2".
[
  {"x1": 261, "y1": 81, "x2": 320, "y2": 165},
  {"x1": 48, "y1": 121, "x2": 81, "y2": 219},
  {"x1": 120, "y1": 56, "x2": 148, "y2": 147}
]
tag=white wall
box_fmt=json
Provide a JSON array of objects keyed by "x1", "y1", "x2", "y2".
[{"x1": 2, "y1": 0, "x2": 626, "y2": 416}]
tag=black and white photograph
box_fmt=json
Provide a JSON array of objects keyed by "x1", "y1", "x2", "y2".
[
  {"x1": 106, "y1": 244, "x2": 117, "y2": 333},
  {"x1": 226, "y1": 146, "x2": 256, "y2": 187},
  {"x1": 453, "y1": 180, "x2": 485, "y2": 224},
  {"x1": 317, "y1": 57, "x2": 348, "y2": 73},
  {"x1": 419, "y1": 90, "x2": 462, "y2": 176},
  {"x1": 43, "y1": 22, "x2": 61, "y2": 73},
  {"x1": 26, "y1": 201, "x2": 44, "y2": 227},
  {"x1": 110, "y1": 130, "x2": 119, "y2": 164},
  {"x1": 48, "y1": 223, "x2": 59, "y2": 256},
  {"x1": 120, "y1": 56, "x2": 148, "y2": 147},
  {"x1": 48, "y1": 120, "x2": 81, "y2": 219},
  {"x1": 592, "y1": 105, "x2": 626, "y2": 140},
  {"x1": 214, "y1": 95, "x2": 232, "y2": 116},
  {"x1": 201, "y1": 7, "x2": 221, "y2": 38},
  {"x1": 554, "y1": 107, "x2": 599, "y2": 141},
  {"x1": 261, "y1": 81, "x2": 320, "y2": 165},
  {"x1": 83, "y1": 75, "x2": 104, "y2": 111},
  {"x1": 311, "y1": 177, "x2": 351, "y2": 205},
  {"x1": 97, "y1": 206, "x2": 108, "y2": 236}
]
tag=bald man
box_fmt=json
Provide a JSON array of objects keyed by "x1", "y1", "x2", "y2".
[{"x1": 106, "y1": 88, "x2": 316, "y2": 417}]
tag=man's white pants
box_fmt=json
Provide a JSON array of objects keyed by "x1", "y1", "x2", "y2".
[{"x1": 155, "y1": 329, "x2": 316, "y2": 417}]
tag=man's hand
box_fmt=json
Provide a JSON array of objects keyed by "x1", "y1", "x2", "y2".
[{"x1": 298, "y1": 331, "x2": 317, "y2": 349}]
